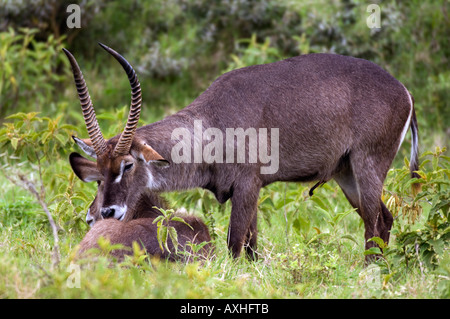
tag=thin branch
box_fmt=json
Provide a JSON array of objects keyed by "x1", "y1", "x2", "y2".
[
  {"x1": 35, "y1": 151, "x2": 45, "y2": 199},
  {"x1": 4, "y1": 171, "x2": 60, "y2": 269},
  {"x1": 283, "y1": 183, "x2": 290, "y2": 247},
  {"x1": 415, "y1": 241, "x2": 425, "y2": 279}
]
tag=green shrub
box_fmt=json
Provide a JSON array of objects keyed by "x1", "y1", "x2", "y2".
[
  {"x1": 0, "y1": 28, "x2": 66, "y2": 118},
  {"x1": 385, "y1": 147, "x2": 449, "y2": 269}
]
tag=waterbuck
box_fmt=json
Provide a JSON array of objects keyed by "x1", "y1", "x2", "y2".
[
  {"x1": 71, "y1": 150, "x2": 168, "y2": 227},
  {"x1": 75, "y1": 173, "x2": 213, "y2": 261},
  {"x1": 78, "y1": 215, "x2": 212, "y2": 261},
  {"x1": 65, "y1": 44, "x2": 419, "y2": 261}
]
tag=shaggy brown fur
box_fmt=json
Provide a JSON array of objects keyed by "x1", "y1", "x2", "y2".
[
  {"x1": 70, "y1": 53, "x2": 420, "y2": 261},
  {"x1": 78, "y1": 215, "x2": 212, "y2": 261}
]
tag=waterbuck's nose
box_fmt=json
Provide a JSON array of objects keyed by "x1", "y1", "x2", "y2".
[{"x1": 101, "y1": 207, "x2": 115, "y2": 219}]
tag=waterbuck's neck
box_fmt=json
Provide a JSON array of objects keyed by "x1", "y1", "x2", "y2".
[{"x1": 134, "y1": 109, "x2": 214, "y2": 192}]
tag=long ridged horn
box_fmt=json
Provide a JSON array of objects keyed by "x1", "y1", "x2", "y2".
[
  {"x1": 63, "y1": 48, "x2": 108, "y2": 156},
  {"x1": 98, "y1": 43, "x2": 142, "y2": 157}
]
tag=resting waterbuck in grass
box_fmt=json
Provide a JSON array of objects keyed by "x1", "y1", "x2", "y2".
[
  {"x1": 78, "y1": 215, "x2": 212, "y2": 262},
  {"x1": 74, "y1": 173, "x2": 212, "y2": 261},
  {"x1": 65, "y1": 43, "x2": 419, "y2": 261}
]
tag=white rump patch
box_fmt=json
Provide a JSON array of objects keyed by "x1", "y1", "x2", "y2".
[{"x1": 397, "y1": 85, "x2": 414, "y2": 153}]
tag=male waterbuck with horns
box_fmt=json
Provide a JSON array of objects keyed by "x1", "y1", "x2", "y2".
[{"x1": 65, "y1": 44, "x2": 419, "y2": 261}]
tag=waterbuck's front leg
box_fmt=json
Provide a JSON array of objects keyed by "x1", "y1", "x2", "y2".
[
  {"x1": 227, "y1": 176, "x2": 261, "y2": 259},
  {"x1": 244, "y1": 213, "x2": 258, "y2": 260}
]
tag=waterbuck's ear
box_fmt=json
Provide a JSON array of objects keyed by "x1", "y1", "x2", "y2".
[
  {"x1": 69, "y1": 152, "x2": 103, "y2": 182},
  {"x1": 132, "y1": 141, "x2": 170, "y2": 167},
  {"x1": 72, "y1": 136, "x2": 97, "y2": 159}
]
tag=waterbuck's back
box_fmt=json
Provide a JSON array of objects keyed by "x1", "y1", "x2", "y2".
[{"x1": 139, "y1": 53, "x2": 412, "y2": 185}]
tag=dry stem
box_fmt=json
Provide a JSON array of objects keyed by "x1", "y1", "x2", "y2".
[{"x1": 3, "y1": 171, "x2": 60, "y2": 268}]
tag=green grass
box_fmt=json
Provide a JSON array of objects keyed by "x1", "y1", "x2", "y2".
[
  {"x1": 1, "y1": 0, "x2": 449, "y2": 300},
  {"x1": 0, "y1": 174, "x2": 448, "y2": 299},
  {"x1": 0, "y1": 113, "x2": 448, "y2": 299}
]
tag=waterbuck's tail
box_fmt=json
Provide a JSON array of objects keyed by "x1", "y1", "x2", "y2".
[{"x1": 409, "y1": 96, "x2": 421, "y2": 194}]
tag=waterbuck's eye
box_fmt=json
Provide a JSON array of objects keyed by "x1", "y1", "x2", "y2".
[{"x1": 124, "y1": 162, "x2": 134, "y2": 172}]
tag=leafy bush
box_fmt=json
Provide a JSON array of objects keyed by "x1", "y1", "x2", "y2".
[
  {"x1": 0, "y1": 112, "x2": 92, "y2": 266},
  {"x1": 0, "y1": 28, "x2": 66, "y2": 118},
  {"x1": 385, "y1": 147, "x2": 449, "y2": 269},
  {"x1": 181, "y1": 0, "x2": 303, "y2": 54},
  {"x1": 222, "y1": 34, "x2": 283, "y2": 73}
]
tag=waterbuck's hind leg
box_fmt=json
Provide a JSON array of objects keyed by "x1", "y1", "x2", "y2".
[{"x1": 333, "y1": 153, "x2": 393, "y2": 262}]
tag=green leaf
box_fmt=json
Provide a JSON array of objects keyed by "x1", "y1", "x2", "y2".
[
  {"x1": 163, "y1": 226, "x2": 172, "y2": 253},
  {"x1": 5, "y1": 112, "x2": 27, "y2": 120},
  {"x1": 258, "y1": 194, "x2": 274, "y2": 207},
  {"x1": 428, "y1": 239, "x2": 445, "y2": 255},
  {"x1": 168, "y1": 226, "x2": 178, "y2": 254},
  {"x1": 314, "y1": 206, "x2": 333, "y2": 223},
  {"x1": 432, "y1": 155, "x2": 439, "y2": 171},
  {"x1": 364, "y1": 247, "x2": 382, "y2": 256},
  {"x1": 341, "y1": 234, "x2": 359, "y2": 245},
  {"x1": 311, "y1": 195, "x2": 330, "y2": 211},
  {"x1": 60, "y1": 124, "x2": 79, "y2": 132},
  {"x1": 292, "y1": 214, "x2": 310, "y2": 234},
  {"x1": 368, "y1": 236, "x2": 387, "y2": 249},
  {"x1": 152, "y1": 215, "x2": 164, "y2": 224},
  {"x1": 156, "y1": 221, "x2": 168, "y2": 253},
  {"x1": 10, "y1": 137, "x2": 19, "y2": 150},
  {"x1": 332, "y1": 208, "x2": 356, "y2": 225},
  {"x1": 171, "y1": 216, "x2": 194, "y2": 230}
]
